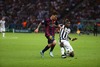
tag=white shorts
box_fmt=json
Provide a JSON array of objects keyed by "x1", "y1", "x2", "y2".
[
  {"x1": 0, "y1": 28, "x2": 5, "y2": 32},
  {"x1": 60, "y1": 40, "x2": 74, "y2": 52}
]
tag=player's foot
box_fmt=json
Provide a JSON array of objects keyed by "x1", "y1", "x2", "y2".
[
  {"x1": 64, "y1": 52, "x2": 69, "y2": 57},
  {"x1": 49, "y1": 52, "x2": 54, "y2": 57},
  {"x1": 40, "y1": 51, "x2": 44, "y2": 58},
  {"x1": 61, "y1": 55, "x2": 66, "y2": 58}
]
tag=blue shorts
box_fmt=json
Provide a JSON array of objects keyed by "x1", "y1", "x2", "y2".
[{"x1": 46, "y1": 36, "x2": 55, "y2": 44}]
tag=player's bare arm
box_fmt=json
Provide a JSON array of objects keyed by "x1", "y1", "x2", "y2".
[{"x1": 34, "y1": 22, "x2": 41, "y2": 33}]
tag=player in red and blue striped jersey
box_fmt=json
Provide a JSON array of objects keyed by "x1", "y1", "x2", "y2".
[{"x1": 35, "y1": 15, "x2": 59, "y2": 57}]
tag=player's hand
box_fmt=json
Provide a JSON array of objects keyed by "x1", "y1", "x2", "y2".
[
  {"x1": 34, "y1": 28, "x2": 38, "y2": 33},
  {"x1": 49, "y1": 36, "x2": 53, "y2": 40},
  {"x1": 72, "y1": 38, "x2": 77, "y2": 41}
]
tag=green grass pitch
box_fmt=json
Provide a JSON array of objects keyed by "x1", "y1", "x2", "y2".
[{"x1": 0, "y1": 33, "x2": 100, "y2": 67}]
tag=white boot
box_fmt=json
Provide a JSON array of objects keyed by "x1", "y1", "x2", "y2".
[{"x1": 49, "y1": 52, "x2": 54, "y2": 57}]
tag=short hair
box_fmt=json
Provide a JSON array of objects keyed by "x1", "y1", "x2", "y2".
[{"x1": 64, "y1": 19, "x2": 70, "y2": 24}]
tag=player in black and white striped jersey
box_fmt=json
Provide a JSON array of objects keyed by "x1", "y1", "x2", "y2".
[{"x1": 59, "y1": 19, "x2": 77, "y2": 58}]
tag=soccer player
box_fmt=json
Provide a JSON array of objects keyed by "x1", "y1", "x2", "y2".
[
  {"x1": 93, "y1": 23, "x2": 98, "y2": 36},
  {"x1": 59, "y1": 19, "x2": 77, "y2": 58},
  {"x1": 0, "y1": 17, "x2": 6, "y2": 37},
  {"x1": 34, "y1": 15, "x2": 59, "y2": 57},
  {"x1": 77, "y1": 22, "x2": 82, "y2": 35}
]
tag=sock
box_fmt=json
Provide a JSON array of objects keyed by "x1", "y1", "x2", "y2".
[
  {"x1": 2, "y1": 33, "x2": 5, "y2": 37},
  {"x1": 61, "y1": 47, "x2": 64, "y2": 55},
  {"x1": 42, "y1": 45, "x2": 50, "y2": 53},
  {"x1": 13, "y1": 29, "x2": 15, "y2": 33},
  {"x1": 50, "y1": 44, "x2": 55, "y2": 52}
]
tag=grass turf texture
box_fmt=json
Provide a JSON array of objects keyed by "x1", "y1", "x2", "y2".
[{"x1": 0, "y1": 33, "x2": 100, "y2": 67}]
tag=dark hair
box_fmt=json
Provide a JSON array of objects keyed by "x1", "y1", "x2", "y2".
[{"x1": 64, "y1": 19, "x2": 70, "y2": 24}]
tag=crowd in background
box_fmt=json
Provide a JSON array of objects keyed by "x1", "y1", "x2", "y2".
[{"x1": 0, "y1": 0, "x2": 100, "y2": 33}]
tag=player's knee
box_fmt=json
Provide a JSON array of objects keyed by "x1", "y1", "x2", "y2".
[
  {"x1": 48, "y1": 44, "x2": 51, "y2": 47},
  {"x1": 70, "y1": 51, "x2": 74, "y2": 57},
  {"x1": 53, "y1": 40, "x2": 56, "y2": 45},
  {"x1": 60, "y1": 42, "x2": 64, "y2": 47}
]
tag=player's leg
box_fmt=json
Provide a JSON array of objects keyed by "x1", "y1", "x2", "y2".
[
  {"x1": 41, "y1": 44, "x2": 51, "y2": 53},
  {"x1": 40, "y1": 36, "x2": 52, "y2": 57},
  {"x1": 64, "y1": 41, "x2": 74, "y2": 57},
  {"x1": 50, "y1": 40, "x2": 56, "y2": 52},
  {"x1": 46, "y1": 36, "x2": 56, "y2": 57},
  {"x1": 0, "y1": 27, "x2": 1, "y2": 32},
  {"x1": 93, "y1": 30, "x2": 96, "y2": 36},
  {"x1": 40, "y1": 44, "x2": 51, "y2": 57},
  {"x1": 94, "y1": 31, "x2": 95, "y2": 36},
  {"x1": 96, "y1": 30, "x2": 97, "y2": 36},
  {"x1": 2, "y1": 31, "x2": 5, "y2": 37},
  {"x1": 60, "y1": 41, "x2": 66, "y2": 58},
  {"x1": 1, "y1": 28, "x2": 5, "y2": 37},
  {"x1": 49, "y1": 40, "x2": 56, "y2": 57}
]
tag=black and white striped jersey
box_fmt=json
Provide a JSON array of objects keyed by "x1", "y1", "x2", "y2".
[{"x1": 59, "y1": 25, "x2": 71, "y2": 41}]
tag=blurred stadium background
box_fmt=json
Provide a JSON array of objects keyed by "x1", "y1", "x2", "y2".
[
  {"x1": 0, "y1": 0, "x2": 100, "y2": 33},
  {"x1": 0, "y1": 0, "x2": 100, "y2": 67}
]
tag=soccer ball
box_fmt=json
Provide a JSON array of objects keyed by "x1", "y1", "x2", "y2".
[
  {"x1": 67, "y1": 48, "x2": 72, "y2": 53},
  {"x1": 65, "y1": 49, "x2": 72, "y2": 56}
]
